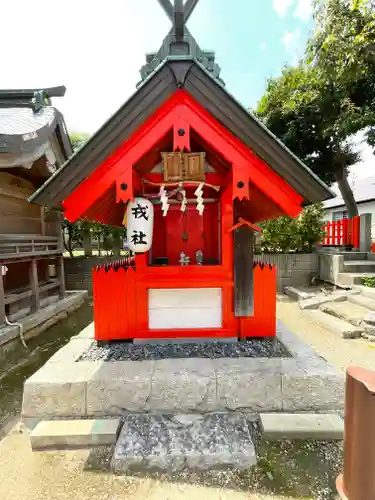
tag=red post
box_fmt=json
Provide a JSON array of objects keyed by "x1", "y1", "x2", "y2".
[
  {"x1": 323, "y1": 223, "x2": 327, "y2": 245},
  {"x1": 337, "y1": 366, "x2": 375, "y2": 500},
  {"x1": 352, "y1": 216, "x2": 360, "y2": 249},
  {"x1": 333, "y1": 221, "x2": 338, "y2": 245},
  {"x1": 328, "y1": 221, "x2": 332, "y2": 245},
  {"x1": 338, "y1": 219, "x2": 343, "y2": 246},
  {"x1": 343, "y1": 218, "x2": 348, "y2": 246}
]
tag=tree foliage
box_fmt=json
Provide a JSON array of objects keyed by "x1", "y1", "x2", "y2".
[
  {"x1": 63, "y1": 132, "x2": 126, "y2": 257},
  {"x1": 256, "y1": 0, "x2": 375, "y2": 218},
  {"x1": 70, "y1": 132, "x2": 90, "y2": 152},
  {"x1": 259, "y1": 204, "x2": 326, "y2": 253}
]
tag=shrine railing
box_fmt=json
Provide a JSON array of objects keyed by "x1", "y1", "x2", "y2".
[
  {"x1": 322, "y1": 216, "x2": 360, "y2": 248},
  {"x1": 0, "y1": 234, "x2": 62, "y2": 262}
]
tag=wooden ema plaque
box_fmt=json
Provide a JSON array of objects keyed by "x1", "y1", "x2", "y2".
[{"x1": 162, "y1": 152, "x2": 205, "y2": 182}]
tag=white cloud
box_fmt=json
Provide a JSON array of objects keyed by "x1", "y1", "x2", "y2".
[
  {"x1": 294, "y1": 0, "x2": 313, "y2": 22},
  {"x1": 260, "y1": 42, "x2": 267, "y2": 50},
  {"x1": 273, "y1": 0, "x2": 295, "y2": 17},
  {"x1": 273, "y1": 0, "x2": 313, "y2": 22},
  {"x1": 349, "y1": 131, "x2": 375, "y2": 181},
  {"x1": 282, "y1": 28, "x2": 301, "y2": 51}
]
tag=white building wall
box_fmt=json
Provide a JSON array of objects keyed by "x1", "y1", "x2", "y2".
[{"x1": 324, "y1": 201, "x2": 375, "y2": 240}]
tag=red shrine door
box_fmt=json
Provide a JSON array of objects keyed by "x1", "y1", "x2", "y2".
[{"x1": 166, "y1": 206, "x2": 204, "y2": 265}]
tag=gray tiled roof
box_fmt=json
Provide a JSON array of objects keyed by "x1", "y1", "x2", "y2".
[
  {"x1": 0, "y1": 86, "x2": 72, "y2": 160},
  {"x1": 0, "y1": 106, "x2": 55, "y2": 135},
  {"x1": 324, "y1": 176, "x2": 375, "y2": 209}
]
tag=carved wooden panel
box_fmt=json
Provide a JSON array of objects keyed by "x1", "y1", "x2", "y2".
[
  {"x1": 184, "y1": 153, "x2": 205, "y2": 181},
  {"x1": 161, "y1": 152, "x2": 205, "y2": 182},
  {"x1": 162, "y1": 152, "x2": 183, "y2": 182}
]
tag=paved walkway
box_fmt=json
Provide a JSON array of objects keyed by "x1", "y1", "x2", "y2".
[
  {"x1": 277, "y1": 298, "x2": 375, "y2": 372},
  {"x1": 0, "y1": 298, "x2": 359, "y2": 500},
  {"x1": 0, "y1": 428, "x2": 297, "y2": 500}
]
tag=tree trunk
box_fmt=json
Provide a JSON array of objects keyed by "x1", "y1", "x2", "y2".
[
  {"x1": 334, "y1": 165, "x2": 358, "y2": 219},
  {"x1": 112, "y1": 234, "x2": 121, "y2": 257},
  {"x1": 83, "y1": 231, "x2": 92, "y2": 257}
]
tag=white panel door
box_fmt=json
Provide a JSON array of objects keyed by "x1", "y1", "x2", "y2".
[{"x1": 148, "y1": 288, "x2": 222, "y2": 329}]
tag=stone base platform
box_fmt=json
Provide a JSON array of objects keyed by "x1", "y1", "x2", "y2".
[
  {"x1": 112, "y1": 413, "x2": 257, "y2": 473},
  {"x1": 21, "y1": 321, "x2": 344, "y2": 420}
]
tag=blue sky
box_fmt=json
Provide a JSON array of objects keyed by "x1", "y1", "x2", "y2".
[
  {"x1": 0, "y1": 0, "x2": 372, "y2": 179},
  {"x1": 189, "y1": 0, "x2": 313, "y2": 112},
  {"x1": 0, "y1": 0, "x2": 313, "y2": 133}
]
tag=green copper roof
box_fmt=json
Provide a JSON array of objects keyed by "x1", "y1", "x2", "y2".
[{"x1": 138, "y1": 0, "x2": 224, "y2": 86}]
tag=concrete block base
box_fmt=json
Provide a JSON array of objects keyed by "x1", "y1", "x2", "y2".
[
  {"x1": 260, "y1": 413, "x2": 344, "y2": 440},
  {"x1": 30, "y1": 418, "x2": 121, "y2": 450},
  {"x1": 22, "y1": 321, "x2": 344, "y2": 420}
]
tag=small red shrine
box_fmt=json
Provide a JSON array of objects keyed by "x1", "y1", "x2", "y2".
[{"x1": 30, "y1": 0, "x2": 333, "y2": 343}]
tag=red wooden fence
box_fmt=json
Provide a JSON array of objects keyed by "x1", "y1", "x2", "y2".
[
  {"x1": 93, "y1": 259, "x2": 277, "y2": 341},
  {"x1": 322, "y1": 216, "x2": 360, "y2": 248},
  {"x1": 93, "y1": 256, "x2": 136, "y2": 341},
  {"x1": 239, "y1": 263, "x2": 277, "y2": 339}
]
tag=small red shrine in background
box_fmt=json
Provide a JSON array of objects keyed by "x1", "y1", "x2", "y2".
[{"x1": 30, "y1": 0, "x2": 333, "y2": 343}]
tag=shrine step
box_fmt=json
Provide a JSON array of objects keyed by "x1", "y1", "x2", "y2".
[
  {"x1": 30, "y1": 418, "x2": 121, "y2": 450},
  {"x1": 111, "y1": 413, "x2": 257, "y2": 473}
]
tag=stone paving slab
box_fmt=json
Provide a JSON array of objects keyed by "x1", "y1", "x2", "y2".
[
  {"x1": 348, "y1": 293, "x2": 375, "y2": 312},
  {"x1": 320, "y1": 301, "x2": 371, "y2": 327},
  {"x1": 260, "y1": 413, "x2": 344, "y2": 440},
  {"x1": 307, "y1": 309, "x2": 362, "y2": 339},
  {"x1": 30, "y1": 418, "x2": 121, "y2": 450},
  {"x1": 111, "y1": 413, "x2": 257, "y2": 473},
  {"x1": 299, "y1": 291, "x2": 358, "y2": 311}
]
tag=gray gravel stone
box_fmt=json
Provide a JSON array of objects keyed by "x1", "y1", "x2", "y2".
[
  {"x1": 78, "y1": 338, "x2": 291, "y2": 362},
  {"x1": 111, "y1": 413, "x2": 257, "y2": 473}
]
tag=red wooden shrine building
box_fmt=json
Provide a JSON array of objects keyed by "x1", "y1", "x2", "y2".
[{"x1": 31, "y1": 0, "x2": 333, "y2": 342}]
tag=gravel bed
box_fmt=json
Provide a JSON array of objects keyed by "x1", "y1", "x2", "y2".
[{"x1": 78, "y1": 338, "x2": 291, "y2": 362}]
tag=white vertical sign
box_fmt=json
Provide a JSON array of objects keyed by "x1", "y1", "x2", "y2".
[{"x1": 126, "y1": 197, "x2": 154, "y2": 253}]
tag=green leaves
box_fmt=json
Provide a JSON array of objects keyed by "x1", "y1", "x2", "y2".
[
  {"x1": 256, "y1": 0, "x2": 375, "y2": 215},
  {"x1": 69, "y1": 132, "x2": 90, "y2": 152},
  {"x1": 259, "y1": 204, "x2": 326, "y2": 253}
]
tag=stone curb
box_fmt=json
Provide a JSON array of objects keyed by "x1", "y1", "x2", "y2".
[
  {"x1": 30, "y1": 418, "x2": 121, "y2": 450},
  {"x1": 260, "y1": 412, "x2": 344, "y2": 440}
]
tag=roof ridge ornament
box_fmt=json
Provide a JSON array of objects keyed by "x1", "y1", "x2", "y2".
[
  {"x1": 158, "y1": 0, "x2": 199, "y2": 40},
  {"x1": 138, "y1": 0, "x2": 223, "y2": 86}
]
